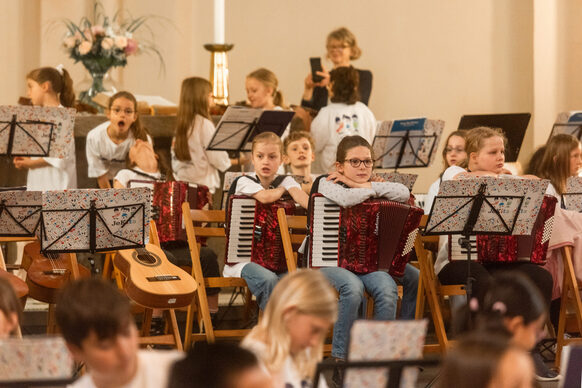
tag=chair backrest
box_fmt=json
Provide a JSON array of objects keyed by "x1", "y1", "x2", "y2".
[
  {"x1": 190, "y1": 209, "x2": 226, "y2": 238},
  {"x1": 277, "y1": 208, "x2": 307, "y2": 272}
]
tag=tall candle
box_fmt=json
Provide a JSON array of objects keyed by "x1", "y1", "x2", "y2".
[{"x1": 214, "y1": 0, "x2": 225, "y2": 44}]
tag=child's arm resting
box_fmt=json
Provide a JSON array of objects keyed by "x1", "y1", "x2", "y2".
[
  {"x1": 371, "y1": 182, "x2": 410, "y2": 203},
  {"x1": 287, "y1": 187, "x2": 309, "y2": 209},
  {"x1": 252, "y1": 187, "x2": 286, "y2": 203}
]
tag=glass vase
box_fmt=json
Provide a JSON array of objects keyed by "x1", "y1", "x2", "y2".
[{"x1": 78, "y1": 63, "x2": 117, "y2": 111}]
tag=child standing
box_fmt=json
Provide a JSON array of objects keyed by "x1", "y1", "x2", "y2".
[
  {"x1": 283, "y1": 131, "x2": 317, "y2": 195},
  {"x1": 223, "y1": 132, "x2": 308, "y2": 311},
  {"x1": 13, "y1": 66, "x2": 77, "y2": 190},
  {"x1": 312, "y1": 135, "x2": 419, "y2": 368},
  {"x1": 172, "y1": 77, "x2": 231, "y2": 194},
  {"x1": 242, "y1": 269, "x2": 337, "y2": 388},
  {"x1": 310, "y1": 66, "x2": 377, "y2": 174},
  {"x1": 245, "y1": 68, "x2": 285, "y2": 110},
  {"x1": 86, "y1": 91, "x2": 151, "y2": 188}
]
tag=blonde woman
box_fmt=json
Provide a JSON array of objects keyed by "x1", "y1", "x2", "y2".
[{"x1": 242, "y1": 269, "x2": 337, "y2": 388}]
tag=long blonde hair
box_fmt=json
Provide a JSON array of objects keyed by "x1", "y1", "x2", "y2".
[
  {"x1": 174, "y1": 77, "x2": 212, "y2": 161},
  {"x1": 247, "y1": 68, "x2": 285, "y2": 108},
  {"x1": 537, "y1": 134, "x2": 581, "y2": 195},
  {"x1": 243, "y1": 270, "x2": 337, "y2": 380}
]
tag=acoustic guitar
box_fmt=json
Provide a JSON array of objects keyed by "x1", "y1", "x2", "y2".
[
  {"x1": 23, "y1": 241, "x2": 90, "y2": 304},
  {"x1": 114, "y1": 243, "x2": 196, "y2": 309}
]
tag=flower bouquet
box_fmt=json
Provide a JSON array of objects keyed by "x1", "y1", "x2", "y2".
[{"x1": 59, "y1": 1, "x2": 165, "y2": 105}]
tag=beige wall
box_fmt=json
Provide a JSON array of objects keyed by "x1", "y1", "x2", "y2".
[{"x1": 1, "y1": 0, "x2": 581, "y2": 191}]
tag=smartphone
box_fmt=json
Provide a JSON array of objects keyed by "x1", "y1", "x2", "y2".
[{"x1": 310, "y1": 57, "x2": 324, "y2": 83}]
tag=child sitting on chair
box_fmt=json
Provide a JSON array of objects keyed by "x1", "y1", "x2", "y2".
[
  {"x1": 223, "y1": 131, "x2": 308, "y2": 311},
  {"x1": 56, "y1": 278, "x2": 183, "y2": 388}
]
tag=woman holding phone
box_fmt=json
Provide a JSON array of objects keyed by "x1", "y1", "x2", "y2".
[{"x1": 301, "y1": 27, "x2": 372, "y2": 111}]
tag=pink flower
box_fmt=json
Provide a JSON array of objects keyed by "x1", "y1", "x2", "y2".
[
  {"x1": 63, "y1": 36, "x2": 77, "y2": 49},
  {"x1": 114, "y1": 36, "x2": 128, "y2": 49},
  {"x1": 124, "y1": 38, "x2": 138, "y2": 55},
  {"x1": 91, "y1": 25, "x2": 105, "y2": 36},
  {"x1": 78, "y1": 40, "x2": 92, "y2": 55},
  {"x1": 101, "y1": 37, "x2": 114, "y2": 50}
]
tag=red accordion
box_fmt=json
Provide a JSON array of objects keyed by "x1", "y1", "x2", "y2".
[
  {"x1": 449, "y1": 195, "x2": 557, "y2": 265},
  {"x1": 129, "y1": 180, "x2": 210, "y2": 243},
  {"x1": 308, "y1": 194, "x2": 423, "y2": 277},
  {"x1": 225, "y1": 196, "x2": 296, "y2": 272}
]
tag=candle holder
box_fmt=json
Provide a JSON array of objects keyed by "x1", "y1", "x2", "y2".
[{"x1": 204, "y1": 43, "x2": 234, "y2": 110}]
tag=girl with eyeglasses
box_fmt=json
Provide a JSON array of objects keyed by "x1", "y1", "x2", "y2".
[
  {"x1": 301, "y1": 27, "x2": 372, "y2": 111},
  {"x1": 423, "y1": 130, "x2": 467, "y2": 213},
  {"x1": 308, "y1": 136, "x2": 419, "y2": 382},
  {"x1": 310, "y1": 66, "x2": 377, "y2": 174},
  {"x1": 86, "y1": 91, "x2": 151, "y2": 188}
]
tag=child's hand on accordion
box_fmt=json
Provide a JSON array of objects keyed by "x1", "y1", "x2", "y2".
[
  {"x1": 370, "y1": 173, "x2": 384, "y2": 182},
  {"x1": 327, "y1": 172, "x2": 372, "y2": 189}
]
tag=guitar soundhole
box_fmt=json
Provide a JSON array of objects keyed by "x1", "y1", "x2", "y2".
[{"x1": 133, "y1": 250, "x2": 161, "y2": 267}]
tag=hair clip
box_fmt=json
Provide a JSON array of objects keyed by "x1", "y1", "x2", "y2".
[
  {"x1": 55, "y1": 64, "x2": 64, "y2": 76},
  {"x1": 491, "y1": 301, "x2": 507, "y2": 314},
  {"x1": 469, "y1": 297, "x2": 479, "y2": 312}
]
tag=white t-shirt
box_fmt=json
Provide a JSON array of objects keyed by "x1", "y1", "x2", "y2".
[
  {"x1": 423, "y1": 178, "x2": 441, "y2": 214},
  {"x1": 114, "y1": 167, "x2": 162, "y2": 188},
  {"x1": 310, "y1": 101, "x2": 377, "y2": 174},
  {"x1": 68, "y1": 349, "x2": 182, "y2": 388},
  {"x1": 171, "y1": 115, "x2": 231, "y2": 193},
  {"x1": 86, "y1": 121, "x2": 151, "y2": 180},
  {"x1": 222, "y1": 173, "x2": 301, "y2": 278},
  {"x1": 242, "y1": 337, "x2": 327, "y2": 388},
  {"x1": 27, "y1": 105, "x2": 77, "y2": 190}
]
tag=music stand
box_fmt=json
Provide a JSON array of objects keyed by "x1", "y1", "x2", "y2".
[
  {"x1": 206, "y1": 106, "x2": 294, "y2": 152},
  {"x1": 549, "y1": 123, "x2": 582, "y2": 141},
  {"x1": 39, "y1": 188, "x2": 151, "y2": 254},
  {"x1": 424, "y1": 177, "x2": 548, "y2": 300},
  {"x1": 372, "y1": 118, "x2": 444, "y2": 170},
  {"x1": 0, "y1": 105, "x2": 75, "y2": 158},
  {"x1": 458, "y1": 113, "x2": 530, "y2": 162},
  {"x1": 374, "y1": 172, "x2": 417, "y2": 191},
  {"x1": 0, "y1": 189, "x2": 42, "y2": 237},
  {"x1": 562, "y1": 176, "x2": 582, "y2": 212}
]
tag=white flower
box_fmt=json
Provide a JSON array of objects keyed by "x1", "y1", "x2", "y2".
[
  {"x1": 64, "y1": 36, "x2": 77, "y2": 49},
  {"x1": 101, "y1": 37, "x2": 114, "y2": 50},
  {"x1": 78, "y1": 40, "x2": 92, "y2": 55},
  {"x1": 114, "y1": 36, "x2": 128, "y2": 49}
]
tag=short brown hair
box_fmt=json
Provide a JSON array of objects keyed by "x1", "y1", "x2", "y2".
[
  {"x1": 283, "y1": 131, "x2": 315, "y2": 155},
  {"x1": 336, "y1": 135, "x2": 374, "y2": 163},
  {"x1": 56, "y1": 278, "x2": 132, "y2": 347},
  {"x1": 330, "y1": 67, "x2": 359, "y2": 105},
  {"x1": 327, "y1": 27, "x2": 362, "y2": 60},
  {"x1": 251, "y1": 131, "x2": 283, "y2": 155}
]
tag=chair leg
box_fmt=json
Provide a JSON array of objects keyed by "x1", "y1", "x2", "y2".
[
  {"x1": 165, "y1": 309, "x2": 183, "y2": 351},
  {"x1": 142, "y1": 309, "x2": 153, "y2": 337},
  {"x1": 415, "y1": 272, "x2": 425, "y2": 320}
]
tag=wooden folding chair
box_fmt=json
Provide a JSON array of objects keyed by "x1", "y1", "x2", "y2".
[
  {"x1": 277, "y1": 208, "x2": 307, "y2": 273},
  {"x1": 555, "y1": 245, "x2": 582, "y2": 369},
  {"x1": 182, "y1": 202, "x2": 252, "y2": 349},
  {"x1": 414, "y1": 215, "x2": 466, "y2": 353}
]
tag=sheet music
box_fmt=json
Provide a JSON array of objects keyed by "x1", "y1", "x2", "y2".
[
  {"x1": 0, "y1": 105, "x2": 75, "y2": 158},
  {"x1": 372, "y1": 118, "x2": 444, "y2": 169},
  {"x1": 550, "y1": 123, "x2": 582, "y2": 140},
  {"x1": 0, "y1": 336, "x2": 73, "y2": 382},
  {"x1": 563, "y1": 176, "x2": 582, "y2": 212},
  {"x1": 0, "y1": 190, "x2": 42, "y2": 236},
  {"x1": 427, "y1": 177, "x2": 549, "y2": 235},
  {"x1": 374, "y1": 172, "x2": 417, "y2": 191},
  {"x1": 41, "y1": 188, "x2": 150, "y2": 252},
  {"x1": 345, "y1": 320, "x2": 427, "y2": 388},
  {"x1": 208, "y1": 106, "x2": 263, "y2": 151}
]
